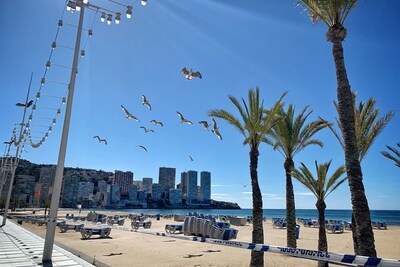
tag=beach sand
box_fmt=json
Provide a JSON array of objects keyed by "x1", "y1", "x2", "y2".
[{"x1": 14, "y1": 210, "x2": 400, "y2": 267}]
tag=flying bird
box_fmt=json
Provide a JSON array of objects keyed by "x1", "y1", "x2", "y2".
[
  {"x1": 150, "y1": 120, "x2": 163, "y2": 127},
  {"x1": 177, "y1": 111, "x2": 193, "y2": 124},
  {"x1": 16, "y1": 100, "x2": 34, "y2": 108},
  {"x1": 141, "y1": 95, "x2": 151, "y2": 110},
  {"x1": 199, "y1": 121, "x2": 210, "y2": 130},
  {"x1": 4, "y1": 139, "x2": 14, "y2": 145},
  {"x1": 241, "y1": 183, "x2": 249, "y2": 188},
  {"x1": 140, "y1": 126, "x2": 154, "y2": 133},
  {"x1": 138, "y1": 145, "x2": 147, "y2": 152},
  {"x1": 181, "y1": 67, "x2": 202, "y2": 80},
  {"x1": 211, "y1": 118, "x2": 223, "y2": 140},
  {"x1": 93, "y1": 135, "x2": 107, "y2": 145},
  {"x1": 121, "y1": 105, "x2": 140, "y2": 122},
  {"x1": 189, "y1": 155, "x2": 194, "y2": 162}
]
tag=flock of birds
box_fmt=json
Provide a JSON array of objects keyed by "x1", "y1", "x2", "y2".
[{"x1": 91, "y1": 67, "x2": 221, "y2": 158}]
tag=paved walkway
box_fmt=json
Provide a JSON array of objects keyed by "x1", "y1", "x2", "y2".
[{"x1": 0, "y1": 219, "x2": 95, "y2": 267}]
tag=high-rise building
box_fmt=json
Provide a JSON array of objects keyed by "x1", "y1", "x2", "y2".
[
  {"x1": 180, "y1": 172, "x2": 188, "y2": 196},
  {"x1": 132, "y1": 180, "x2": 142, "y2": 191},
  {"x1": 36, "y1": 165, "x2": 56, "y2": 204},
  {"x1": 142, "y1": 177, "x2": 153, "y2": 193},
  {"x1": 151, "y1": 183, "x2": 162, "y2": 200},
  {"x1": 98, "y1": 180, "x2": 108, "y2": 193},
  {"x1": 129, "y1": 185, "x2": 138, "y2": 201},
  {"x1": 114, "y1": 170, "x2": 133, "y2": 195},
  {"x1": 169, "y1": 189, "x2": 182, "y2": 206},
  {"x1": 61, "y1": 174, "x2": 80, "y2": 208},
  {"x1": 77, "y1": 181, "x2": 94, "y2": 201},
  {"x1": 187, "y1": 170, "x2": 198, "y2": 204},
  {"x1": 159, "y1": 167, "x2": 176, "y2": 193},
  {"x1": 110, "y1": 184, "x2": 121, "y2": 204},
  {"x1": 200, "y1": 171, "x2": 211, "y2": 203}
]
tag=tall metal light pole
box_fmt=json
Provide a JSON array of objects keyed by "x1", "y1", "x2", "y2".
[
  {"x1": 1, "y1": 73, "x2": 32, "y2": 227},
  {"x1": 42, "y1": 5, "x2": 85, "y2": 262}
]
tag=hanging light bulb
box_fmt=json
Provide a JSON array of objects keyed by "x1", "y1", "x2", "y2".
[
  {"x1": 62, "y1": 97, "x2": 66, "y2": 104},
  {"x1": 100, "y1": 12, "x2": 106, "y2": 22},
  {"x1": 48, "y1": 126, "x2": 52, "y2": 133},
  {"x1": 32, "y1": 105, "x2": 36, "y2": 111},
  {"x1": 126, "y1": 6, "x2": 132, "y2": 19},
  {"x1": 57, "y1": 109, "x2": 61, "y2": 115},
  {"x1": 88, "y1": 29, "x2": 93, "y2": 37},
  {"x1": 46, "y1": 61, "x2": 51, "y2": 69},
  {"x1": 58, "y1": 20, "x2": 63, "y2": 27},
  {"x1": 76, "y1": 5, "x2": 81, "y2": 12},
  {"x1": 80, "y1": 50, "x2": 85, "y2": 57},
  {"x1": 41, "y1": 77, "x2": 45, "y2": 85},
  {"x1": 67, "y1": 1, "x2": 77, "y2": 12},
  {"x1": 36, "y1": 92, "x2": 41, "y2": 100},
  {"x1": 51, "y1": 42, "x2": 57, "y2": 49},
  {"x1": 115, "y1": 12, "x2": 121, "y2": 24},
  {"x1": 52, "y1": 118, "x2": 56, "y2": 125},
  {"x1": 107, "y1": 14, "x2": 112, "y2": 25},
  {"x1": 26, "y1": 123, "x2": 30, "y2": 129},
  {"x1": 83, "y1": 0, "x2": 88, "y2": 4},
  {"x1": 28, "y1": 115, "x2": 33, "y2": 121},
  {"x1": 141, "y1": 0, "x2": 147, "y2": 6}
]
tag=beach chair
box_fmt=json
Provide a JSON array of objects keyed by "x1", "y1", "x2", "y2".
[
  {"x1": 131, "y1": 218, "x2": 152, "y2": 229},
  {"x1": 165, "y1": 224, "x2": 183, "y2": 234},
  {"x1": 372, "y1": 221, "x2": 387, "y2": 230},
  {"x1": 326, "y1": 220, "x2": 344, "y2": 234},
  {"x1": 58, "y1": 222, "x2": 84, "y2": 233},
  {"x1": 80, "y1": 227, "x2": 111, "y2": 239},
  {"x1": 272, "y1": 218, "x2": 287, "y2": 229}
]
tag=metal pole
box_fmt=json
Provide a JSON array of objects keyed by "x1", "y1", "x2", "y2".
[
  {"x1": 1, "y1": 73, "x2": 33, "y2": 227},
  {"x1": 42, "y1": 5, "x2": 85, "y2": 262}
]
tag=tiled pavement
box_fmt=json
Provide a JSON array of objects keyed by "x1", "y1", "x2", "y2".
[{"x1": 0, "y1": 219, "x2": 95, "y2": 267}]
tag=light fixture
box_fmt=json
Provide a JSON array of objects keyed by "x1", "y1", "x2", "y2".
[
  {"x1": 26, "y1": 123, "x2": 30, "y2": 129},
  {"x1": 46, "y1": 61, "x2": 51, "y2": 69},
  {"x1": 52, "y1": 119, "x2": 56, "y2": 125},
  {"x1": 115, "y1": 12, "x2": 121, "y2": 24},
  {"x1": 126, "y1": 6, "x2": 132, "y2": 19},
  {"x1": 28, "y1": 115, "x2": 33, "y2": 121},
  {"x1": 32, "y1": 105, "x2": 36, "y2": 111},
  {"x1": 41, "y1": 77, "x2": 45, "y2": 85},
  {"x1": 57, "y1": 109, "x2": 61, "y2": 115},
  {"x1": 141, "y1": 0, "x2": 147, "y2": 6},
  {"x1": 83, "y1": 0, "x2": 88, "y2": 3},
  {"x1": 58, "y1": 20, "x2": 63, "y2": 27},
  {"x1": 80, "y1": 50, "x2": 85, "y2": 57},
  {"x1": 100, "y1": 12, "x2": 106, "y2": 22},
  {"x1": 88, "y1": 29, "x2": 93, "y2": 37},
  {"x1": 49, "y1": 126, "x2": 52, "y2": 133},
  {"x1": 107, "y1": 14, "x2": 112, "y2": 25},
  {"x1": 66, "y1": 1, "x2": 77, "y2": 11},
  {"x1": 51, "y1": 42, "x2": 57, "y2": 49},
  {"x1": 45, "y1": 133, "x2": 48, "y2": 137},
  {"x1": 36, "y1": 92, "x2": 41, "y2": 99},
  {"x1": 62, "y1": 97, "x2": 66, "y2": 104}
]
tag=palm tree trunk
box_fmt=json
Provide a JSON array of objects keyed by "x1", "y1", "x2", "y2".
[
  {"x1": 316, "y1": 200, "x2": 328, "y2": 267},
  {"x1": 250, "y1": 146, "x2": 264, "y2": 267},
  {"x1": 284, "y1": 158, "x2": 297, "y2": 248},
  {"x1": 328, "y1": 25, "x2": 376, "y2": 257}
]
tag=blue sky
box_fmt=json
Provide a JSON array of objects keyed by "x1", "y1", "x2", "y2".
[{"x1": 1, "y1": 0, "x2": 399, "y2": 210}]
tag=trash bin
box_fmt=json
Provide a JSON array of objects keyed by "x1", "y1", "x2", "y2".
[
  {"x1": 156, "y1": 214, "x2": 160, "y2": 221},
  {"x1": 296, "y1": 224, "x2": 300, "y2": 239}
]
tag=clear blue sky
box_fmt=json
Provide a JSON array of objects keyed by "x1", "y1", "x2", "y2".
[{"x1": 1, "y1": 0, "x2": 399, "y2": 210}]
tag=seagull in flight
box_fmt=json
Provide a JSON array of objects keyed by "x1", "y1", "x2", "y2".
[
  {"x1": 16, "y1": 100, "x2": 34, "y2": 108},
  {"x1": 150, "y1": 120, "x2": 163, "y2": 127},
  {"x1": 177, "y1": 111, "x2": 193, "y2": 124},
  {"x1": 142, "y1": 95, "x2": 151, "y2": 110},
  {"x1": 199, "y1": 121, "x2": 210, "y2": 130},
  {"x1": 189, "y1": 155, "x2": 194, "y2": 162},
  {"x1": 140, "y1": 126, "x2": 154, "y2": 133},
  {"x1": 4, "y1": 139, "x2": 14, "y2": 145},
  {"x1": 181, "y1": 67, "x2": 202, "y2": 80},
  {"x1": 241, "y1": 183, "x2": 249, "y2": 188},
  {"x1": 138, "y1": 145, "x2": 147, "y2": 152},
  {"x1": 93, "y1": 135, "x2": 107, "y2": 145},
  {"x1": 121, "y1": 105, "x2": 140, "y2": 122},
  {"x1": 211, "y1": 118, "x2": 223, "y2": 140}
]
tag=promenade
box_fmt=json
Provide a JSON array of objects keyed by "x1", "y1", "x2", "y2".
[{"x1": 0, "y1": 219, "x2": 95, "y2": 267}]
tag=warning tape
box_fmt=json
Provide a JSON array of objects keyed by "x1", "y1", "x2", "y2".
[{"x1": 82, "y1": 221, "x2": 400, "y2": 267}]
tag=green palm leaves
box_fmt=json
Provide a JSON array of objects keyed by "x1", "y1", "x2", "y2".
[{"x1": 381, "y1": 143, "x2": 400, "y2": 168}]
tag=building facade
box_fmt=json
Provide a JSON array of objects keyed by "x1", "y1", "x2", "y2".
[
  {"x1": 169, "y1": 188, "x2": 182, "y2": 206},
  {"x1": 142, "y1": 177, "x2": 153, "y2": 193},
  {"x1": 114, "y1": 170, "x2": 133, "y2": 196},
  {"x1": 200, "y1": 171, "x2": 211, "y2": 203},
  {"x1": 158, "y1": 167, "x2": 176, "y2": 193},
  {"x1": 187, "y1": 170, "x2": 198, "y2": 204}
]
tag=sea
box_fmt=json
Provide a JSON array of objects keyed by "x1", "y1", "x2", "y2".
[{"x1": 94, "y1": 209, "x2": 400, "y2": 226}]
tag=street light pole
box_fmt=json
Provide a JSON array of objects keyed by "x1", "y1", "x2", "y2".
[{"x1": 42, "y1": 5, "x2": 85, "y2": 262}]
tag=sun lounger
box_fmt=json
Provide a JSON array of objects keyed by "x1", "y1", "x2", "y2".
[
  {"x1": 174, "y1": 214, "x2": 185, "y2": 222},
  {"x1": 229, "y1": 216, "x2": 247, "y2": 226},
  {"x1": 80, "y1": 227, "x2": 111, "y2": 239},
  {"x1": 107, "y1": 216, "x2": 125, "y2": 226},
  {"x1": 272, "y1": 218, "x2": 287, "y2": 229},
  {"x1": 372, "y1": 221, "x2": 387, "y2": 230},
  {"x1": 183, "y1": 216, "x2": 238, "y2": 240},
  {"x1": 326, "y1": 220, "x2": 344, "y2": 234},
  {"x1": 165, "y1": 224, "x2": 183, "y2": 234},
  {"x1": 58, "y1": 222, "x2": 84, "y2": 233},
  {"x1": 131, "y1": 219, "x2": 152, "y2": 229}
]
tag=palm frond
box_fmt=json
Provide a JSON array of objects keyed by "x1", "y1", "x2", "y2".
[{"x1": 381, "y1": 143, "x2": 400, "y2": 168}]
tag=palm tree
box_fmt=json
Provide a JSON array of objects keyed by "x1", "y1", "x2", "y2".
[
  {"x1": 292, "y1": 161, "x2": 347, "y2": 267},
  {"x1": 299, "y1": 0, "x2": 376, "y2": 256},
  {"x1": 381, "y1": 143, "x2": 400, "y2": 168},
  {"x1": 325, "y1": 93, "x2": 394, "y2": 162},
  {"x1": 208, "y1": 88, "x2": 285, "y2": 267},
  {"x1": 267, "y1": 104, "x2": 328, "y2": 248}
]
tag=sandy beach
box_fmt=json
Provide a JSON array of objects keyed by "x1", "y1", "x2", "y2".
[{"x1": 12, "y1": 210, "x2": 400, "y2": 267}]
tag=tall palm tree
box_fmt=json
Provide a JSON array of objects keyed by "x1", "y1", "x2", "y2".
[
  {"x1": 267, "y1": 104, "x2": 328, "y2": 248},
  {"x1": 292, "y1": 161, "x2": 347, "y2": 267},
  {"x1": 208, "y1": 88, "x2": 285, "y2": 267},
  {"x1": 299, "y1": 0, "x2": 376, "y2": 256},
  {"x1": 326, "y1": 93, "x2": 394, "y2": 162},
  {"x1": 381, "y1": 143, "x2": 400, "y2": 168}
]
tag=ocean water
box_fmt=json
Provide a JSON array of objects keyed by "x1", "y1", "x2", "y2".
[{"x1": 95, "y1": 208, "x2": 400, "y2": 226}]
